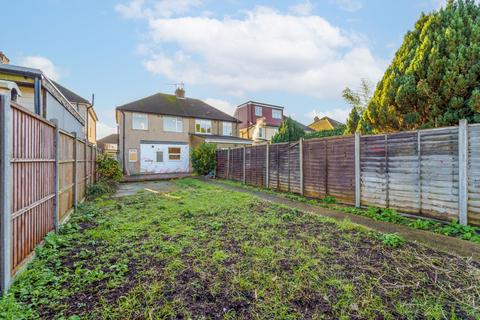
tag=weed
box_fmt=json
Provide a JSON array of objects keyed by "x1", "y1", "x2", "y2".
[{"x1": 377, "y1": 233, "x2": 405, "y2": 248}]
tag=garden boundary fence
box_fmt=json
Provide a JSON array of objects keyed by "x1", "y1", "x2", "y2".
[
  {"x1": 216, "y1": 120, "x2": 480, "y2": 228},
  {"x1": 0, "y1": 95, "x2": 98, "y2": 294}
]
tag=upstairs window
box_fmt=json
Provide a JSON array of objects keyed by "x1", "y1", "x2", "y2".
[
  {"x1": 255, "y1": 106, "x2": 262, "y2": 116},
  {"x1": 132, "y1": 113, "x2": 148, "y2": 130},
  {"x1": 195, "y1": 119, "x2": 212, "y2": 134},
  {"x1": 164, "y1": 116, "x2": 183, "y2": 132},
  {"x1": 223, "y1": 122, "x2": 233, "y2": 136},
  {"x1": 272, "y1": 109, "x2": 282, "y2": 119}
]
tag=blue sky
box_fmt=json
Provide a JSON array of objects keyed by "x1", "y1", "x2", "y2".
[{"x1": 2, "y1": 0, "x2": 445, "y2": 137}]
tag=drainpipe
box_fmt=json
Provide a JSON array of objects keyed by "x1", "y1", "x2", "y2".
[
  {"x1": 122, "y1": 110, "x2": 126, "y2": 174},
  {"x1": 34, "y1": 77, "x2": 41, "y2": 115}
]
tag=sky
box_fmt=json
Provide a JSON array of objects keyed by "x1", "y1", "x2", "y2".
[{"x1": 1, "y1": 0, "x2": 446, "y2": 138}]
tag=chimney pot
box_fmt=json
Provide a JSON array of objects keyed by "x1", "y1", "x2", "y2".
[{"x1": 175, "y1": 87, "x2": 185, "y2": 99}]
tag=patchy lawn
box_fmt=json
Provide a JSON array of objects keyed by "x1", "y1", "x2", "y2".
[{"x1": 1, "y1": 178, "x2": 479, "y2": 319}]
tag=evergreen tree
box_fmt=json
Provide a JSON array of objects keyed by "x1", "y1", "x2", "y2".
[
  {"x1": 271, "y1": 117, "x2": 305, "y2": 143},
  {"x1": 366, "y1": 0, "x2": 480, "y2": 133}
]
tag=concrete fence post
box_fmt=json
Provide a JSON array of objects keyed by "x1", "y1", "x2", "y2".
[
  {"x1": 243, "y1": 147, "x2": 246, "y2": 184},
  {"x1": 299, "y1": 138, "x2": 304, "y2": 196},
  {"x1": 0, "y1": 94, "x2": 12, "y2": 295},
  {"x1": 355, "y1": 132, "x2": 361, "y2": 208},
  {"x1": 458, "y1": 119, "x2": 468, "y2": 225},
  {"x1": 72, "y1": 132, "x2": 78, "y2": 210},
  {"x1": 384, "y1": 135, "x2": 389, "y2": 208},
  {"x1": 52, "y1": 119, "x2": 60, "y2": 232}
]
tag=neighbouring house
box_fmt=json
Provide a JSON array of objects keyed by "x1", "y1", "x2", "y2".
[
  {"x1": 116, "y1": 87, "x2": 252, "y2": 175},
  {"x1": 308, "y1": 116, "x2": 344, "y2": 131},
  {"x1": 0, "y1": 61, "x2": 96, "y2": 140},
  {"x1": 235, "y1": 101, "x2": 312, "y2": 142},
  {"x1": 97, "y1": 133, "x2": 119, "y2": 158},
  {"x1": 52, "y1": 81, "x2": 98, "y2": 144}
]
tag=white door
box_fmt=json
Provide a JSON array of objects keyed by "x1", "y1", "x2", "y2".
[{"x1": 140, "y1": 143, "x2": 189, "y2": 173}]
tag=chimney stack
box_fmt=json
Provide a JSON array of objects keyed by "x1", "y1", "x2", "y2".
[
  {"x1": 0, "y1": 52, "x2": 9, "y2": 64},
  {"x1": 174, "y1": 82, "x2": 185, "y2": 99}
]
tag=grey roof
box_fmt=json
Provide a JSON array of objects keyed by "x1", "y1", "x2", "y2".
[
  {"x1": 191, "y1": 133, "x2": 252, "y2": 142},
  {"x1": 52, "y1": 81, "x2": 90, "y2": 104},
  {"x1": 117, "y1": 93, "x2": 240, "y2": 123},
  {"x1": 0, "y1": 64, "x2": 42, "y2": 78},
  {"x1": 97, "y1": 133, "x2": 118, "y2": 145}
]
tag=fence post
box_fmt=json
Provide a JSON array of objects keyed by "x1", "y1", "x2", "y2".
[
  {"x1": 458, "y1": 119, "x2": 468, "y2": 225},
  {"x1": 417, "y1": 131, "x2": 422, "y2": 214},
  {"x1": 243, "y1": 147, "x2": 246, "y2": 184},
  {"x1": 265, "y1": 143, "x2": 269, "y2": 188},
  {"x1": 52, "y1": 119, "x2": 60, "y2": 232},
  {"x1": 72, "y1": 132, "x2": 78, "y2": 210},
  {"x1": 226, "y1": 148, "x2": 230, "y2": 179},
  {"x1": 84, "y1": 138, "x2": 88, "y2": 187},
  {"x1": 0, "y1": 94, "x2": 12, "y2": 295},
  {"x1": 355, "y1": 132, "x2": 361, "y2": 208},
  {"x1": 299, "y1": 138, "x2": 304, "y2": 196},
  {"x1": 384, "y1": 135, "x2": 389, "y2": 208}
]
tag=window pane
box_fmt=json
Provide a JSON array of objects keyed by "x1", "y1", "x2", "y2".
[
  {"x1": 164, "y1": 117, "x2": 176, "y2": 131},
  {"x1": 176, "y1": 118, "x2": 183, "y2": 132},
  {"x1": 168, "y1": 147, "x2": 181, "y2": 154},
  {"x1": 169, "y1": 154, "x2": 181, "y2": 160},
  {"x1": 255, "y1": 106, "x2": 262, "y2": 116},
  {"x1": 223, "y1": 122, "x2": 232, "y2": 136},
  {"x1": 132, "y1": 113, "x2": 148, "y2": 130},
  {"x1": 128, "y1": 149, "x2": 137, "y2": 162},
  {"x1": 272, "y1": 110, "x2": 282, "y2": 119}
]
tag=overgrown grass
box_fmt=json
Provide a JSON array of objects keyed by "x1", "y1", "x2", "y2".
[
  {"x1": 0, "y1": 178, "x2": 479, "y2": 319},
  {"x1": 217, "y1": 179, "x2": 480, "y2": 244}
]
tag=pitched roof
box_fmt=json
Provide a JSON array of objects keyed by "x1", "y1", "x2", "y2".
[
  {"x1": 117, "y1": 92, "x2": 240, "y2": 123},
  {"x1": 308, "y1": 116, "x2": 344, "y2": 131},
  {"x1": 52, "y1": 81, "x2": 90, "y2": 104},
  {"x1": 97, "y1": 133, "x2": 118, "y2": 145}
]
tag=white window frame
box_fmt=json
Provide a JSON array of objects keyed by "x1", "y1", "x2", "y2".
[
  {"x1": 195, "y1": 119, "x2": 212, "y2": 134},
  {"x1": 128, "y1": 149, "x2": 138, "y2": 162},
  {"x1": 222, "y1": 122, "x2": 233, "y2": 136},
  {"x1": 168, "y1": 147, "x2": 182, "y2": 161},
  {"x1": 258, "y1": 127, "x2": 265, "y2": 139},
  {"x1": 255, "y1": 105, "x2": 262, "y2": 116},
  {"x1": 163, "y1": 116, "x2": 183, "y2": 132},
  {"x1": 132, "y1": 113, "x2": 148, "y2": 130},
  {"x1": 272, "y1": 109, "x2": 282, "y2": 119}
]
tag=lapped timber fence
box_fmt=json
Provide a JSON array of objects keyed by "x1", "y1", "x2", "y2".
[
  {"x1": 0, "y1": 96, "x2": 98, "y2": 294},
  {"x1": 216, "y1": 120, "x2": 480, "y2": 227}
]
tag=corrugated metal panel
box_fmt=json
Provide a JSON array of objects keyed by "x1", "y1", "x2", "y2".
[{"x1": 468, "y1": 124, "x2": 480, "y2": 225}]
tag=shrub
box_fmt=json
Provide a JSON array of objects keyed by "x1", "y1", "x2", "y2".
[
  {"x1": 191, "y1": 142, "x2": 217, "y2": 176},
  {"x1": 96, "y1": 153, "x2": 122, "y2": 186},
  {"x1": 86, "y1": 181, "x2": 114, "y2": 200},
  {"x1": 271, "y1": 117, "x2": 305, "y2": 143},
  {"x1": 378, "y1": 233, "x2": 405, "y2": 248}
]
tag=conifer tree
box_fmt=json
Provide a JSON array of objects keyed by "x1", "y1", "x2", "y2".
[
  {"x1": 271, "y1": 117, "x2": 305, "y2": 143},
  {"x1": 366, "y1": 0, "x2": 480, "y2": 133}
]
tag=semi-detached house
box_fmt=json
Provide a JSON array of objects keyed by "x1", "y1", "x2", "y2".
[{"x1": 116, "y1": 88, "x2": 252, "y2": 175}]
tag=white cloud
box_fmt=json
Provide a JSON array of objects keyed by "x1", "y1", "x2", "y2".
[
  {"x1": 125, "y1": 4, "x2": 385, "y2": 100},
  {"x1": 203, "y1": 98, "x2": 236, "y2": 116},
  {"x1": 20, "y1": 56, "x2": 62, "y2": 81},
  {"x1": 116, "y1": 0, "x2": 202, "y2": 19},
  {"x1": 289, "y1": 1, "x2": 314, "y2": 16},
  {"x1": 306, "y1": 107, "x2": 350, "y2": 124},
  {"x1": 97, "y1": 121, "x2": 117, "y2": 139},
  {"x1": 330, "y1": 0, "x2": 363, "y2": 12}
]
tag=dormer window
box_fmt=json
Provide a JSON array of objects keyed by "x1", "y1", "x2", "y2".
[{"x1": 272, "y1": 109, "x2": 282, "y2": 119}]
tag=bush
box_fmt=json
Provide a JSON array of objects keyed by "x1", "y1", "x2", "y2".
[
  {"x1": 96, "y1": 153, "x2": 122, "y2": 186},
  {"x1": 271, "y1": 117, "x2": 305, "y2": 143},
  {"x1": 86, "y1": 181, "x2": 114, "y2": 200},
  {"x1": 191, "y1": 142, "x2": 217, "y2": 176}
]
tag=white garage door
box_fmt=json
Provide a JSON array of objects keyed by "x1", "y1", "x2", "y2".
[{"x1": 140, "y1": 143, "x2": 189, "y2": 174}]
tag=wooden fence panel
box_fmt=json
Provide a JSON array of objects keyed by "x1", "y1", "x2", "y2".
[
  {"x1": 326, "y1": 136, "x2": 355, "y2": 204},
  {"x1": 58, "y1": 132, "x2": 75, "y2": 221},
  {"x1": 10, "y1": 104, "x2": 55, "y2": 273},
  {"x1": 468, "y1": 124, "x2": 480, "y2": 225},
  {"x1": 77, "y1": 140, "x2": 86, "y2": 201},
  {"x1": 289, "y1": 143, "x2": 301, "y2": 194},
  {"x1": 245, "y1": 145, "x2": 266, "y2": 187},
  {"x1": 303, "y1": 139, "x2": 327, "y2": 198},
  {"x1": 386, "y1": 132, "x2": 419, "y2": 213},
  {"x1": 277, "y1": 143, "x2": 291, "y2": 192},
  {"x1": 360, "y1": 135, "x2": 387, "y2": 207},
  {"x1": 231, "y1": 148, "x2": 243, "y2": 182},
  {"x1": 216, "y1": 149, "x2": 228, "y2": 178},
  {"x1": 420, "y1": 127, "x2": 459, "y2": 221},
  {"x1": 268, "y1": 144, "x2": 279, "y2": 189}
]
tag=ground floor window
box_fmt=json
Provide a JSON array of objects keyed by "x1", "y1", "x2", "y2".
[
  {"x1": 128, "y1": 149, "x2": 138, "y2": 162},
  {"x1": 168, "y1": 147, "x2": 181, "y2": 160}
]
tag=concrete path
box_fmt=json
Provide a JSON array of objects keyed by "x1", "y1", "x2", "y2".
[
  {"x1": 114, "y1": 180, "x2": 178, "y2": 197},
  {"x1": 208, "y1": 180, "x2": 480, "y2": 261}
]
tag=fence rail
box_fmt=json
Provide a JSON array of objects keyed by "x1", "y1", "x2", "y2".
[
  {"x1": 216, "y1": 120, "x2": 480, "y2": 227},
  {"x1": 0, "y1": 96, "x2": 98, "y2": 294}
]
